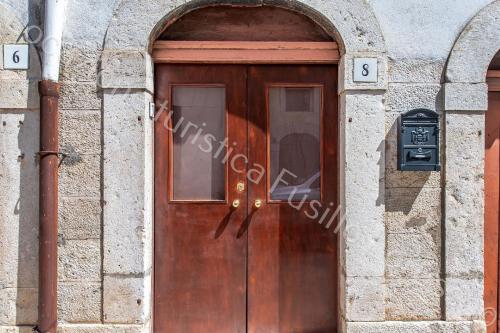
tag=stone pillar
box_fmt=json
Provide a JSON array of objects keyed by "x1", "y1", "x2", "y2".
[
  {"x1": 101, "y1": 50, "x2": 154, "y2": 331},
  {"x1": 443, "y1": 82, "x2": 488, "y2": 321},
  {"x1": 338, "y1": 54, "x2": 387, "y2": 329}
]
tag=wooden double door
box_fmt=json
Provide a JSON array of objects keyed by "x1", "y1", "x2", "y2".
[{"x1": 154, "y1": 65, "x2": 338, "y2": 333}]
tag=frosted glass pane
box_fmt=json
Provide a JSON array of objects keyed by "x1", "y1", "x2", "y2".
[
  {"x1": 172, "y1": 86, "x2": 225, "y2": 200},
  {"x1": 269, "y1": 87, "x2": 321, "y2": 201}
]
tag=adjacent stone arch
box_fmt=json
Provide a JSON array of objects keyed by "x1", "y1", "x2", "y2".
[
  {"x1": 443, "y1": 0, "x2": 500, "y2": 325},
  {"x1": 100, "y1": 1, "x2": 388, "y2": 331}
]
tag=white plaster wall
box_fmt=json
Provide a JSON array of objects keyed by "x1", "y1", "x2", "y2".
[{"x1": 369, "y1": 0, "x2": 494, "y2": 59}]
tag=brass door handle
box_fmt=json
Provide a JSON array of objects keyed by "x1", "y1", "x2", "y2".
[
  {"x1": 254, "y1": 199, "x2": 263, "y2": 209},
  {"x1": 232, "y1": 199, "x2": 241, "y2": 208}
]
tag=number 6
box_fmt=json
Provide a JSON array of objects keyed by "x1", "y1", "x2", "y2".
[{"x1": 12, "y1": 50, "x2": 20, "y2": 64}]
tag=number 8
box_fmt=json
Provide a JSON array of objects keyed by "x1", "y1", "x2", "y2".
[{"x1": 362, "y1": 64, "x2": 369, "y2": 77}]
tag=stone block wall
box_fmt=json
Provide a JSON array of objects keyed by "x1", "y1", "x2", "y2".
[
  {"x1": 384, "y1": 58, "x2": 445, "y2": 320},
  {"x1": 57, "y1": 43, "x2": 103, "y2": 326}
]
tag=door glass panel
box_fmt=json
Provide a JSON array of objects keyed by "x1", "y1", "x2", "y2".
[
  {"x1": 269, "y1": 87, "x2": 321, "y2": 201},
  {"x1": 172, "y1": 86, "x2": 226, "y2": 201}
]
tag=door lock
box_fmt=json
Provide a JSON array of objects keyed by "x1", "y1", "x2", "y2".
[{"x1": 236, "y1": 181, "x2": 245, "y2": 192}]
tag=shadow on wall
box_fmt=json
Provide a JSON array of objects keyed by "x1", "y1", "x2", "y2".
[
  {"x1": 16, "y1": 110, "x2": 40, "y2": 327},
  {"x1": 16, "y1": 1, "x2": 43, "y2": 327},
  {"x1": 0, "y1": 110, "x2": 39, "y2": 328},
  {"x1": 384, "y1": 111, "x2": 435, "y2": 215}
]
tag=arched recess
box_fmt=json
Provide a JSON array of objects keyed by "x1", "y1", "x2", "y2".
[
  {"x1": 100, "y1": 0, "x2": 387, "y2": 331},
  {"x1": 443, "y1": 0, "x2": 500, "y2": 325}
]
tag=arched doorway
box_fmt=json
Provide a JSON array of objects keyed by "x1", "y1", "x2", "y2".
[
  {"x1": 485, "y1": 50, "x2": 500, "y2": 333},
  {"x1": 153, "y1": 6, "x2": 339, "y2": 332}
]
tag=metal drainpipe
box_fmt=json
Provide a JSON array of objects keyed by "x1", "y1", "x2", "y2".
[{"x1": 37, "y1": 1, "x2": 67, "y2": 332}]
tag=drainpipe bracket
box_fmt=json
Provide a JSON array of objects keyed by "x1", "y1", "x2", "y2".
[{"x1": 37, "y1": 150, "x2": 67, "y2": 166}]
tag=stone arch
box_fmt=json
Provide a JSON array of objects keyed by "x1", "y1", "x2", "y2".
[
  {"x1": 443, "y1": 0, "x2": 500, "y2": 324},
  {"x1": 99, "y1": 1, "x2": 388, "y2": 330},
  {"x1": 104, "y1": 0, "x2": 386, "y2": 54},
  {"x1": 446, "y1": 0, "x2": 500, "y2": 85}
]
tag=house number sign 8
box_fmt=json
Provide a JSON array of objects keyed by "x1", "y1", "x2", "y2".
[
  {"x1": 3, "y1": 45, "x2": 29, "y2": 70},
  {"x1": 353, "y1": 58, "x2": 378, "y2": 83}
]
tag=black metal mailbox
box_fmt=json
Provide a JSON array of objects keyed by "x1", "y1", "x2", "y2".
[{"x1": 398, "y1": 109, "x2": 440, "y2": 171}]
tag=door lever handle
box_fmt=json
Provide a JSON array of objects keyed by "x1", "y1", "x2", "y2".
[
  {"x1": 232, "y1": 199, "x2": 241, "y2": 209},
  {"x1": 254, "y1": 199, "x2": 263, "y2": 209}
]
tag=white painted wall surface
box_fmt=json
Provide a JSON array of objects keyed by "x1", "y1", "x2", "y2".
[{"x1": 369, "y1": 0, "x2": 494, "y2": 59}]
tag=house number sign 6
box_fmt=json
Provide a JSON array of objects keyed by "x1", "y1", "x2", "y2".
[
  {"x1": 3, "y1": 44, "x2": 29, "y2": 70},
  {"x1": 353, "y1": 58, "x2": 378, "y2": 83}
]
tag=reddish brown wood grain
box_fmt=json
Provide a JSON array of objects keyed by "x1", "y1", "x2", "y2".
[
  {"x1": 485, "y1": 90, "x2": 500, "y2": 333},
  {"x1": 488, "y1": 71, "x2": 500, "y2": 92},
  {"x1": 154, "y1": 65, "x2": 338, "y2": 333},
  {"x1": 158, "y1": 6, "x2": 333, "y2": 42},
  {"x1": 152, "y1": 41, "x2": 340, "y2": 64},
  {"x1": 247, "y1": 65, "x2": 338, "y2": 333},
  {"x1": 154, "y1": 65, "x2": 248, "y2": 333}
]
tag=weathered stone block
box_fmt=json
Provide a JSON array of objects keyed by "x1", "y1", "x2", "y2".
[
  {"x1": 445, "y1": 278, "x2": 484, "y2": 321},
  {"x1": 0, "y1": 80, "x2": 39, "y2": 109},
  {"x1": 59, "y1": 198, "x2": 101, "y2": 240},
  {"x1": 444, "y1": 113, "x2": 484, "y2": 232},
  {"x1": 444, "y1": 83, "x2": 488, "y2": 111},
  {"x1": 345, "y1": 276, "x2": 385, "y2": 322},
  {"x1": 60, "y1": 82, "x2": 101, "y2": 110},
  {"x1": 100, "y1": 50, "x2": 153, "y2": 92},
  {"x1": 346, "y1": 320, "x2": 483, "y2": 333},
  {"x1": 60, "y1": 110, "x2": 102, "y2": 155},
  {"x1": 386, "y1": 188, "x2": 441, "y2": 233},
  {"x1": 386, "y1": 233, "x2": 440, "y2": 278},
  {"x1": 59, "y1": 153, "x2": 101, "y2": 197},
  {"x1": 103, "y1": 92, "x2": 153, "y2": 275},
  {"x1": 445, "y1": 228, "x2": 483, "y2": 278},
  {"x1": 0, "y1": 287, "x2": 37, "y2": 325},
  {"x1": 57, "y1": 324, "x2": 147, "y2": 333},
  {"x1": 103, "y1": 275, "x2": 151, "y2": 324},
  {"x1": 385, "y1": 83, "x2": 442, "y2": 112},
  {"x1": 342, "y1": 92, "x2": 385, "y2": 278},
  {"x1": 0, "y1": 327, "x2": 35, "y2": 333},
  {"x1": 58, "y1": 239, "x2": 101, "y2": 282},
  {"x1": 60, "y1": 46, "x2": 101, "y2": 83},
  {"x1": 59, "y1": 283, "x2": 101, "y2": 323},
  {"x1": 389, "y1": 58, "x2": 445, "y2": 84},
  {"x1": 386, "y1": 279, "x2": 441, "y2": 320},
  {"x1": 0, "y1": 112, "x2": 39, "y2": 291}
]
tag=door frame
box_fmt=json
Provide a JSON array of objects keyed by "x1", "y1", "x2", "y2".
[
  {"x1": 100, "y1": 1, "x2": 388, "y2": 330},
  {"x1": 151, "y1": 41, "x2": 340, "y2": 329},
  {"x1": 153, "y1": 64, "x2": 339, "y2": 332}
]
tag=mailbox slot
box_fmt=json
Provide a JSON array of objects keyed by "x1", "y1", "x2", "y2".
[{"x1": 398, "y1": 109, "x2": 440, "y2": 171}]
